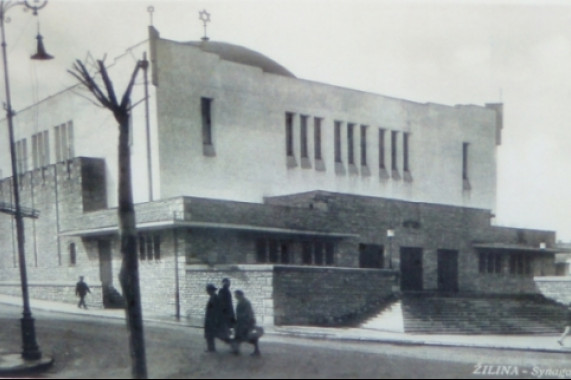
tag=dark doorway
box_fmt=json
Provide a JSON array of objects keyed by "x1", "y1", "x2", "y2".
[
  {"x1": 98, "y1": 240, "x2": 113, "y2": 287},
  {"x1": 438, "y1": 249, "x2": 459, "y2": 292},
  {"x1": 359, "y1": 244, "x2": 384, "y2": 269},
  {"x1": 400, "y1": 247, "x2": 423, "y2": 291}
]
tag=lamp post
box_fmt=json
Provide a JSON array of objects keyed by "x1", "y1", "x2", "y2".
[{"x1": 0, "y1": 0, "x2": 52, "y2": 361}]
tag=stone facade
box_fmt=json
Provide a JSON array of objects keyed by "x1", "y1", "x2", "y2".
[
  {"x1": 535, "y1": 277, "x2": 571, "y2": 305},
  {"x1": 273, "y1": 266, "x2": 397, "y2": 326}
]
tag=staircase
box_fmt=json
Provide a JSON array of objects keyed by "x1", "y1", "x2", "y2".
[
  {"x1": 361, "y1": 299, "x2": 404, "y2": 333},
  {"x1": 360, "y1": 293, "x2": 568, "y2": 335}
]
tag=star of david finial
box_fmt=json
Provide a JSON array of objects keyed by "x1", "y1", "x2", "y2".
[
  {"x1": 147, "y1": 6, "x2": 155, "y2": 26},
  {"x1": 199, "y1": 9, "x2": 211, "y2": 41}
]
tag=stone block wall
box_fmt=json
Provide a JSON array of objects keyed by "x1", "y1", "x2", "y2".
[
  {"x1": 535, "y1": 277, "x2": 571, "y2": 305},
  {"x1": 183, "y1": 265, "x2": 275, "y2": 328},
  {"x1": 272, "y1": 265, "x2": 397, "y2": 326},
  {"x1": 0, "y1": 282, "x2": 104, "y2": 309}
]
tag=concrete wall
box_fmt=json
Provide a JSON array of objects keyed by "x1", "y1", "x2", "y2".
[
  {"x1": 183, "y1": 265, "x2": 275, "y2": 328},
  {"x1": 273, "y1": 266, "x2": 397, "y2": 326},
  {"x1": 152, "y1": 35, "x2": 500, "y2": 212}
]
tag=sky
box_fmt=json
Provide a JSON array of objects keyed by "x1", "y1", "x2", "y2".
[{"x1": 2, "y1": 0, "x2": 571, "y2": 241}]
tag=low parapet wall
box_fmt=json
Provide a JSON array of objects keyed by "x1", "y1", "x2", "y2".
[
  {"x1": 273, "y1": 266, "x2": 398, "y2": 326},
  {"x1": 535, "y1": 276, "x2": 571, "y2": 305}
]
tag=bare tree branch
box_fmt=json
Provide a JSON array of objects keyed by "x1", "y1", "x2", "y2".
[
  {"x1": 120, "y1": 61, "x2": 142, "y2": 110},
  {"x1": 98, "y1": 60, "x2": 119, "y2": 110}
]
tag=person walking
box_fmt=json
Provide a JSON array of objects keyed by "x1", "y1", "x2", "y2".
[
  {"x1": 218, "y1": 278, "x2": 236, "y2": 338},
  {"x1": 204, "y1": 283, "x2": 221, "y2": 353},
  {"x1": 75, "y1": 276, "x2": 91, "y2": 310},
  {"x1": 232, "y1": 290, "x2": 261, "y2": 356},
  {"x1": 557, "y1": 302, "x2": 571, "y2": 346}
]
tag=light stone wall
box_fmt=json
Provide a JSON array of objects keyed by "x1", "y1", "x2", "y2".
[{"x1": 153, "y1": 36, "x2": 499, "y2": 212}]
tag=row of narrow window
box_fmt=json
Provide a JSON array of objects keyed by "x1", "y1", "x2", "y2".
[
  {"x1": 285, "y1": 112, "x2": 411, "y2": 178},
  {"x1": 256, "y1": 238, "x2": 335, "y2": 266},
  {"x1": 13, "y1": 121, "x2": 75, "y2": 174},
  {"x1": 478, "y1": 252, "x2": 532, "y2": 276}
]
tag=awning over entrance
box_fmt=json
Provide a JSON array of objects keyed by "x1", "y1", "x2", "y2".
[{"x1": 473, "y1": 242, "x2": 560, "y2": 255}]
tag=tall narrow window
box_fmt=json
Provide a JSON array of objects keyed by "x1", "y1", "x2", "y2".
[
  {"x1": 256, "y1": 239, "x2": 267, "y2": 263},
  {"x1": 314, "y1": 118, "x2": 322, "y2": 161},
  {"x1": 403, "y1": 133, "x2": 410, "y2": 172},
  {"x1": 286, "y1": 112, "x2": 294, "y2": 157},
  {"x1": 462, "y1": 143, "x2": 469, "y2": 180},
  {"x1": 269, "y1": 240, "x2": 279, "y2": 264},
  {"x1": 32, "y1": 135, "x2": 38, "y2": 169},
  {"x1": 391, "y1": 131, "x2": 398, "y2": 171},
  {"x1": 201, "y1": 97, "x2": 213, "y2": 146},
  {"x1": 302, "y1": 242, "x2": 312, "y2": 265},
  {"x1": 334, "y1": 121, "x2": 342, "y2": 163},
  {"x1": 347, "y1": 123, "x2": 355, "y2": 165},
  {"x1": 69, "y1": 243, "x2": 77, "y2": 266},
  {"x1": 325, "y1": 243, "x2": 335, "y2": 266},
  {"x1": 67, "y1": 121, "x2": 75, "y2": 159},
  {"x1": 379, "y1": 129, "x2": 386, "y2": 170},
  {"x1": 300, "y1": 115, "x2": 308, "y2": 158},
  {"x1": 42, "y1": 131, "x2": 50, "y2": 167},
  {"x1": 314, "y1": 242, "x2": 324, "y2": 265},
  {"x1": 462, "y1": 142, "x2": 471, "y2": 190},
  {"x1": 15, "y1": 139, "x2": 27, "y2": 174},
  {"x1": 360, "y1": 125, "x2": 367, "y2": 167},
  {"x1": 280, "y1": 242, "x2": 290, "y2": 264},
  {"x1": 54, "y1": 125, "x2": 61, "y2": 162}
]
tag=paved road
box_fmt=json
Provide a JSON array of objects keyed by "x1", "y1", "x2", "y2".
[{"x1": 1, "y1": 306, "x2": 570, "y2": 379}]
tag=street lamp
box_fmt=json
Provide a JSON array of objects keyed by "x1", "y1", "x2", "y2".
[{"x1": 0, "y1": 0, "x2": 53, "y2": 361}]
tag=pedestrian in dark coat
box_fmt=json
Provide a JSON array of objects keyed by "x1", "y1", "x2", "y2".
[
  {"x1": 232, "y1": 290, "x2": 261, "y2": 356},
  {"x1": 218, "y1": 278, "x2": 236, "y2": 336},
  {"x1": 204, "y1": 284, "x2": 221, "y2": 352},
  {"x1": 75, "y1": 276, "x2": 91, "y2": 309},
  {"x1": 557, "y1": 303, "x2": 571, "y2": 346}
]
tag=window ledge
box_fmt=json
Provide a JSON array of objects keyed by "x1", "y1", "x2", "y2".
[
  {"x1": 348, "y1": 164, "x2": 359, "y2": 175},
  {"x1": 391, "y1": 169, "x2": 401, "y2": 180},
  {"x1": 203, "y1": 144, "x2": 216, "y2": 157},
  {"x1": 463, "y1": 178, "x2": 471, "y2": 191},
  {"x1": 287, "y1": 155, "x2": 297, "y2": 169},
  {"x1": 301, "y1": 157, "x2": 312, "y2": 169},
  {"x1": 404, "y1": 171, "x2": 413, "y2": 182},
  {"x1": 335, "y1": 162, "x2": 346, "y2": 175},
  {"x1": 379, "y1": 168, "x2": 390, "y2": 180},
  {"x1": 361, "y1": 165, "x2": 371, "y2": 177},
  {"x1": 315, "y1": 159, "x2": 326, "y2": 172}
]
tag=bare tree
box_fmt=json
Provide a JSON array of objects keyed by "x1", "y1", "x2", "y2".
[{"x1": 69, "y1": 59, "x2": 147, "y2": 379}]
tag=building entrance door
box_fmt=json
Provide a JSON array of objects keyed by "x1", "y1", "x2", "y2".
[
  {"x1": 400, "y1": 247, "x2": 423, "y2": 291},
  {"x1": 437, "y1": 249, "x2": 459, "y2": 292},
  {"x1": 98, "y1": 240, "x2": 113, "y2": 287}
]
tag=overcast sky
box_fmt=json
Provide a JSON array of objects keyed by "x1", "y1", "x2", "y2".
[{"x1": 3, "y1": 0, "x2": 571, "y2": 241}]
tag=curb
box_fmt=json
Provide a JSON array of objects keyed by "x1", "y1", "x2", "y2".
[
  {"x1": 0, "y1": 353, "x2": 54, "y2": 376},
  {"x1": 1, "y1": 298, "x2": 570, "y2": 355}
]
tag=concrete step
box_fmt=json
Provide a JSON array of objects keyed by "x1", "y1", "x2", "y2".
[{"x1": 360, "y1": 300, "x2": 404, "y2": 333}]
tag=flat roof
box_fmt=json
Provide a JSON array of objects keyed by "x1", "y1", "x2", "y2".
[
  {"x1": 473, "y1": 243, "x2": 560, "y2": 254},
  {"x1": 59, "y1": 220, "x2": 358, "y2": 239}
]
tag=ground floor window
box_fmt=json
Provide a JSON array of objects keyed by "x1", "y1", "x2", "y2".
[
  {"x1": 139, "y1": 233, "x2": 161, "y2": 262},
  {"x1": 256, "y1": 238, "x2": 334, "y2": 266},
  {"x1": 478, "y1": 252, "x2": 502, "y2": 274},
  {"x1": 256, "y1": 238, "x2": 292, "y2": 264},
  {"x1": 509, "y1": 254, "x2": 532, "y2": 276},
  {"x1": 359, "y1": 244, "x2": 384, "y2": 269}
]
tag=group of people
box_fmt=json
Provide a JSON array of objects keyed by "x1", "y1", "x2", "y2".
[{"x1": 205, "y1": 278, "x2": 261, "y2": 356}]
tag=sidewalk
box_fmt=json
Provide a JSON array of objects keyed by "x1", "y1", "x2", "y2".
[{"x1": 1, "y1": 294, "x2": 570, "y2": 355}]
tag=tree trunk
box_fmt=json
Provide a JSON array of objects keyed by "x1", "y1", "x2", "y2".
[{"x1": 117, "y1": 115, "x2": 148, "y2": 379}]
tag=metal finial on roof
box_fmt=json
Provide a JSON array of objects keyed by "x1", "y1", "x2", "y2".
[
  {"x1": 147, "y1": 6, "x2": 155, "y2": 26},
  {"x1": 199, "y1": 9, "x2": 211, "y2": 41}
]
